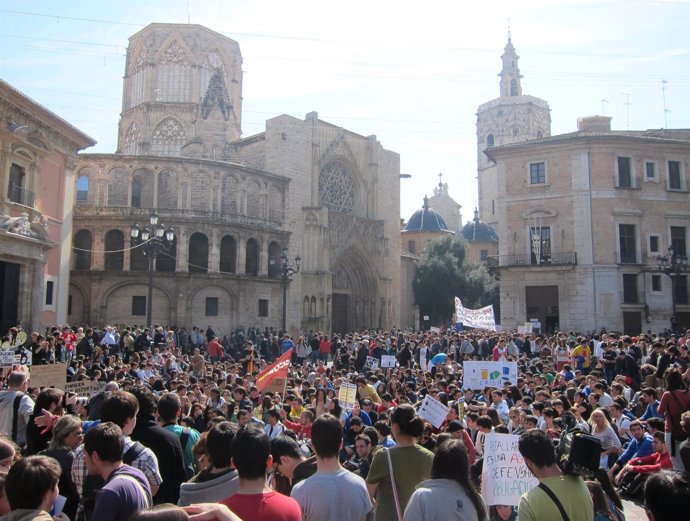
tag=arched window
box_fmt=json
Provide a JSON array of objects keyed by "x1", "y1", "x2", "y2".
[
  {"x1": 104, "y1": 230, "x2": 124, "y2": 271},
  {"x1": 108, "y1": 168, "x2": 128, "y2": 206},
  {"x1": 77, "y1": 175, "x2": 89, "y2": 205},
  {"x1": 158, "y1": 169, "x2": 177, "y2": 209},
  {"x1": 189, "y1": 233, "x2": 209, "y2": 273},
  {"x1": 319, "y1": 162, "x2": 356, "y2": 213},
  {"x1": 310, "y1": 297, "x2": 316, "y2": 317},
  {"x1": 220, "y1": 235, "x2": 236, "y2": 273},
  {"x1": 73, "y1": 230, "x2": 92, "y2": 270},
  {"x1": 123, "y1": 122, "x2": 140, "y2": 155},
  {"x1": 156, "y1": 237, "x2": 176, "y2": 272},
  {"x1": 510, "y1": 79, "x2": 518, "y2": 96},
  {"x1": 486, "y1": 134, "x2": 495, "y2": 147},
  {"x1": 151, "y1": 117, "x2": 186, "y2": 156},
  {"x1": 267, "y1": 241, "x2": 281, "y2": 277},
  {"x1": 131, "y1": 179, "x2": 142, "y2": 208},
  {"x1": 157, "y1": 42, "x2": 191, "y2": 102},
  {"x1": 245, "y1": 238, "x2": 258, "y2": 276},
  {"x1": 130, "y1": 241, "x2": 148, "y2": 272}
]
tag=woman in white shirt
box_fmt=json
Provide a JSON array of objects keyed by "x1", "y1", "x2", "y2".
[{"x1": 589, "y1": 408, "x2": 621, "y2": 468}]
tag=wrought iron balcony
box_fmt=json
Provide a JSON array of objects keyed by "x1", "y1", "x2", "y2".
[
  {"x1": 486, "y1": 252, "x2": 578, "y2": 269},
  {"x1": 8, "y1": 184, "x2": 35, "y2": 207}
]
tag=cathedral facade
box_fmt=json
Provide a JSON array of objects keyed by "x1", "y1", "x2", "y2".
[{"x1": 69, "y1": 23, "x2": 400, "y2": 336}]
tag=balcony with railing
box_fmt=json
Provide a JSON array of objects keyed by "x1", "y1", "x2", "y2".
[
  {"x1": 8, "y1": 184, "x2": 35, "y2": 207},
  {"x1": 74, "y1": 205, "x2": 284, "y2": 230},
  {"x1": 486, "y1": 251, "x2": 578, "y2": 269}
]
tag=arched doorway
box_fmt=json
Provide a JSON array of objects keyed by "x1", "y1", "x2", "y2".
[{"x1": 331, "y1": 247, "x2": 378, "y2": 334}]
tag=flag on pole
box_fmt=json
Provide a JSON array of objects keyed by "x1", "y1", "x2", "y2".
[{"x1": 255, "y1": 348, "x2": 293, "y2": 393}]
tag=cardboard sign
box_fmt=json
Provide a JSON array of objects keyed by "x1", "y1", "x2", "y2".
[
  {"x1": 380, "y1": 355, "x2": 396, "y2": 368},
  {"x1": 0, "y1": 350, "x2": 15, "y2": 368},
  {"x1": 462, "y1": 361, "x2": 518, "y2": 390},
  {"x1": 338, "y1": 382, "x2": 358, "y2": 410},
  {"x1": 418, "y1": 394, "x2": 449, "y2": 429},
  {"x1": 481, "y1": 432, "x2": 538, "y2": 506},
  {"x1": 29, "y1": 363, "x2": 67, "y2": 389},
  {"x1": 365, "y1": 356, "x2": 379, "y2": 370},
  {"x1": 65, "y1": 380, "x2": 106, "y2": 397}
]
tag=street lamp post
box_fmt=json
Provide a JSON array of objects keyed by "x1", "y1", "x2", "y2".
[
  {"x1": 279, "y1": 246, "x2": 301, "y2": 333},
  {"x1": 656, "y1": 244, "x2": 689, "y2": 321},
  {"x1": 130, "y1": 210, "x2": 175, "y2": 330}
]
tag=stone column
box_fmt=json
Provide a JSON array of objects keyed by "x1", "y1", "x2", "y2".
[
  {"x1": 176, "y1": 226, "x2": 189, "y2": 272},
  {"x1": 92, "y1": 228, "x2": 105, "y2": 270},
  {"x1": 209, "y1": 228, "x2": 220, "y2": 272},
  {"x1": 152, "y1": 170, "x2": 159, "y2": 208},
  {"x1": 258, "y1": 237, "x2": 267, "y2": 276},
  {"x1": 30, "y1": 258, "x2": 46, "y2": 332},
  {"x1": 122, "y1": 227, "x2": 131, "y2": 271},
  {"x1": 236, "y1": 236, "x2": 246, "y2": 274}
]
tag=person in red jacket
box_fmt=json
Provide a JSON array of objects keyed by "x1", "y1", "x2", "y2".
[
  {"x1": 617, "y1": 431, "x2": 672, "y2": 496},
  {"x1": 208, "y1": 336, "x2": 224, "y2": 363}
]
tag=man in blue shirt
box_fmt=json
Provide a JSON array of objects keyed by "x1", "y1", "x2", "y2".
[
  {"x1": 608, "y1": 420, "x2": 654, "y2": 483},
  {"x1": 639, "y1": 388, "x2": 661, "y2": 420},
  {"x1": 281, "y1": 334, "x2": 295, "y2": 354}
]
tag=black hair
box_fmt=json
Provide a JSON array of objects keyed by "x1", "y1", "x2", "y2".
[
  {"x1": 270, "y1": 435, "x2": 303, "y2": 462},
  {"x1": 431, "y1": 440, "x2": 486, "y2": 520},
  {"x1": 157, "y1": 392, "x2": 181, "y2": 423},
  {"x1": 101, "y1": 391, "x2": 139, "y2": 428},
  {"x1": 310, "y1": 414, "x2": 343, "y2": 459},
  {"x1": 129, "y1": 386, "x2": 159, "y2": 418},
  {"x1": 644, "y1": 472, "x2": 690, "y2": 521},
  {"x1": 390, "y1": 403, "x2": 424, "y2": 438},
  {"x1": 518, "y1": 428, "x2": 557, "y2": 468},
  {"x1": 84, "y1": 422, "x2": 125, "y2": 463},
  {"x1": 5, "y1": 455, "x2": 61, "y2": 510},
  {"x1": 231, "y1": 425, "x2": 270, "y2": 480},
  {"x1": 207, "y1": 421, "x2": 238, "y2": 469}
]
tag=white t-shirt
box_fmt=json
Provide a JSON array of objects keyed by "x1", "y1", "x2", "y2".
[{"x1": 291, "y1": 467, "x2": 372, "y2": 521}]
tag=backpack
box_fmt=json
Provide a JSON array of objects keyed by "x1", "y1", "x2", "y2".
[
  {"x1": 178, "y1": 428, "x2": 196, "y2": 480},
  {"x1": 77, "y1": 441, "x2": 146, "y2": 521},
  {"x1": 556, "y1": 429, "x2": 601, "y2": 477}
]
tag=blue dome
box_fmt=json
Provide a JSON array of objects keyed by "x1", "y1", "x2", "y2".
[
  {"x1": 403, "y1": 196, "x2": 449, "y2": 232},
  {"x1": 461, "y1": 209, "x2": 498, "y2": 242}
]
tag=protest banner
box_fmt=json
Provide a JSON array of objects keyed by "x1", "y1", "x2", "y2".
[
  {"x1": 481, "y1": 432, "x2": 538, "y2": 506},
  {"x1": 29, "y1": 363, "x2": 67, "y2": 389},
  {"x1": 338, "y1": 382, "x2": 357, "y2": 410},
  {"x1": 454, "y1": 297, "x2": 496, "y2": 331},
  {"x1": 429, "y1": 326, "x2": 441, "y2": 334},
  {"x1": 418, "y1": 394, "x2": 449, "y2": 429},
  {"x1": 462, "y1": 361, "x2": 518, "y2": 389},
  {"x1": 380, "y1": 355, "x2": 396, "y2": 368},
  {"x1": 255, "y1": 349, "x2": 292, "y2": 394},
  {"x1": 65, "y1": 380, "x2": 107, "y2": 397},
  {"x1": 365, "y1": 356, "x2": 379, "y2": 370}
]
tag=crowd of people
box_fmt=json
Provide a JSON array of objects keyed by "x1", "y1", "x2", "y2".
[{"x1": 0, "y1": 323, "x2": 689, "y2": 521}]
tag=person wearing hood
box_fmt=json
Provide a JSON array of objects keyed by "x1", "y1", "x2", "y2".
[
  {"x1": 404, "y1": 438, "x2": 488, "y2": 521},
  {"x1": 178, "y1": 421, "x2": 239, "y2": 506},
  {"x1": 0, "y1": 371, "x2": 34, "y2": 450},
  {"x1": 1, "y1": 455, "x2": 68, "y2": 521}
]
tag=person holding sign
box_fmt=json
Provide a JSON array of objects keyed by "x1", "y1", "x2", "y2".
[{"x1": 517, "y1": 429, "x2": 593, "y2": 521}]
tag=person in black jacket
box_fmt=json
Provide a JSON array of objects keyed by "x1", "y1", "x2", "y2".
[{"x1": 129, "y1": 386, "x2": 186, "y2": 504}]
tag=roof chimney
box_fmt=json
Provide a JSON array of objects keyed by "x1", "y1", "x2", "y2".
[{"x1": 577, "y1": 116, "x2": 612, "y2": 132}]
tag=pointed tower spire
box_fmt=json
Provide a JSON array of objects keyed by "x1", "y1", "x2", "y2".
[{"x1": 499, "y1": 33, "x2": 523, "y2": 97}]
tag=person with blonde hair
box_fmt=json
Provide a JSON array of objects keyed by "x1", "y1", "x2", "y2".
[{"x1": 588, "y1": 408, "x2": 621, "y2": 468}]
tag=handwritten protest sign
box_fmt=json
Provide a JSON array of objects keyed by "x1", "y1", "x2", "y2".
[
  {"x1": 418, "y1": 394, "x2": 449, "y2": 429},
  {"x1": 517, "y1": 322, "x2": 533, "y2": 334},
  {"x1": 338, "y1": 382, "x2": 358, "y2": 410},
  {"x1": 0, "y1": 351, "x2": 15, "y2": 368},
  {"x1": 462, "y1": 361, "x2": 518, "y2": 390},
  {"x1": 365, "y1": 356, "x2": 379, "y2": 370},
  {"x1": 65, "y1": 380, "x2": 106, "y2": 397},
  {"x1": 380, "y1": 355, "x2": 396, "y2": 368},
  {"x1": 481, "y1": 432, "x2": 538, "y2": 506},
  {"x1": 454, "y1": 297, "x2": 496, "y2": 331},
  {"x1": 29, "y1": 363, "x2": 67, "y2": 389}
]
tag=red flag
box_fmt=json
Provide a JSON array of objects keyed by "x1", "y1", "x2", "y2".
[{"x1": 255, "y1": 348, "x2": 293, "y2": 393}]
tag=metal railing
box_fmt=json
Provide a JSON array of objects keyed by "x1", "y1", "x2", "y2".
[
  {"x1": 8, "y1": 184, "x2": 35, "y2": 207},
  {"x1": 486, "y1": 251, "x2": 578, "y2": 268}
]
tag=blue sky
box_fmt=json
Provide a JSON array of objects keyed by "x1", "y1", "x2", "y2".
[{"x1": 2, "y1": 0, "x2": 689, "y2": 223}]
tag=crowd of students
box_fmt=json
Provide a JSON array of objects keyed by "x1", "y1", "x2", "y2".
[{"x1": 0, "y1": 324, "x2": 689, "y2": 521}]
